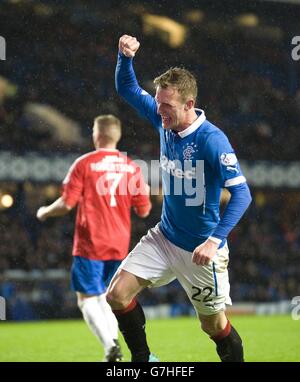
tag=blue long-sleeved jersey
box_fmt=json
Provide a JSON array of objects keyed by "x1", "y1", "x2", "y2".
[{"x1": 116, "y1": 53, "x2": 252, "y2": 252}]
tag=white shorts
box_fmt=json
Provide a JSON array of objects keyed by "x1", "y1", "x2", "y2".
[{"x1": 120, "y1": 224, "x2": 232, "y2": 315}]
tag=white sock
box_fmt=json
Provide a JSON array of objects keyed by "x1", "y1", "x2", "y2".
[
  {"x1": 79, "y1": 296, "x2": 115, "y2": 355},
  {"x1": 98, "y1": 293, "x2": 119, "y2": 340}
]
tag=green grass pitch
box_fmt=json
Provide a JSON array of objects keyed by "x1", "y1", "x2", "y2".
[{"x1": 0, "y1": 315, "x2": 299, "y2": 362}]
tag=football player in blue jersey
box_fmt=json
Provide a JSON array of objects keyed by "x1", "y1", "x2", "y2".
[{"x1": 106, "y1": 35, "x2": 252, "y2": 362}]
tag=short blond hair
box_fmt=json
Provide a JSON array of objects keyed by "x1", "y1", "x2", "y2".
[
  {"x1": 93, "y1": 114, "x2": 122, "y2": 143},
  {"x1": 154, "y1": 67, "x2": 197, "y2": 104}
]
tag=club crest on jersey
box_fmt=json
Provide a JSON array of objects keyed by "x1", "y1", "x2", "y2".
[{"x1": 183, "y1": 142, "x2": 198, "y2": 160}]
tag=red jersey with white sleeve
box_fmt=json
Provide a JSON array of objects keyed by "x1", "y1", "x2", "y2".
[{"x1": 62, "y1": 149, "x2": 150, "y2": 261}]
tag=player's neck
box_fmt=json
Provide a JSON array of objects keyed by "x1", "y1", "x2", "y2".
[
  {"x1": 96, "y1": 144, "x2": 118, "y2": 150},
  {"x1": 175, "y1": 109, "x2": 198, "y2": 132}
]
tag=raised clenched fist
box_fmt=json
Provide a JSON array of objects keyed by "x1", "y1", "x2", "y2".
[{"x1": 119, "y1": 35, "x2": 140, "y2": 58}]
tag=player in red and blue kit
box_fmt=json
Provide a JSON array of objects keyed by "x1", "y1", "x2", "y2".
[
  {"x1": 37, "y1": 114, "x2": 151, "y2": 361},
  {"x1": 106, "y1": 36, "x2": 252, "y2": 362}
]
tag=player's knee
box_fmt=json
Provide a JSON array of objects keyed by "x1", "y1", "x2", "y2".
[
  {"x1": 200, "y1": 321, "x2": 215, "y2": 335},
  {"x1": 200, "y1": 317, "x2": 226, "y2": 337},
  {"x1": 198, "y1": 310, "x2": 228, "y2": 336},
  {"x1": 106, "y1": 287, "x2": 129, "y2": 310}
]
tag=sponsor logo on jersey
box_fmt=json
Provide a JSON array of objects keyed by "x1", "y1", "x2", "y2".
[
  {"x1": 160, "y1": 155, "x2": 196, "y2": 179},
  {"x1": 160, "y1": 155, "x2": 205, "y2": 206}
]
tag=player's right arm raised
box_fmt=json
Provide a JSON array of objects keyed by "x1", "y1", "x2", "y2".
[
  {"x1": 119, "y1": 35, "x2": 140, "y2": 58},
  {"x1": 115, "y1": 34, "x2": 160, "y2": 129}
]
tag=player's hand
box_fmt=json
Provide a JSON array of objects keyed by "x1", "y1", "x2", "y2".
[
  {"x1": 119, "y1": 35, "x2": 140, "y2": 58},
  {"x1": 192, "y1": 239, "x2": 219, "y2": 266},
  {"x1": 36, "y1": 206, "x2": 48, "y2": 222}
]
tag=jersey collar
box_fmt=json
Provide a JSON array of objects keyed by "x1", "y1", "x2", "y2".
[{"x1": 177, "y1": 109, "x2": 206, "y2": 138}]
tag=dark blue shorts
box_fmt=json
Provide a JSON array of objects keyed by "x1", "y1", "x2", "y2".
[{"x1": 71, "y1": 256, "x2": 122, "y2": 295}]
